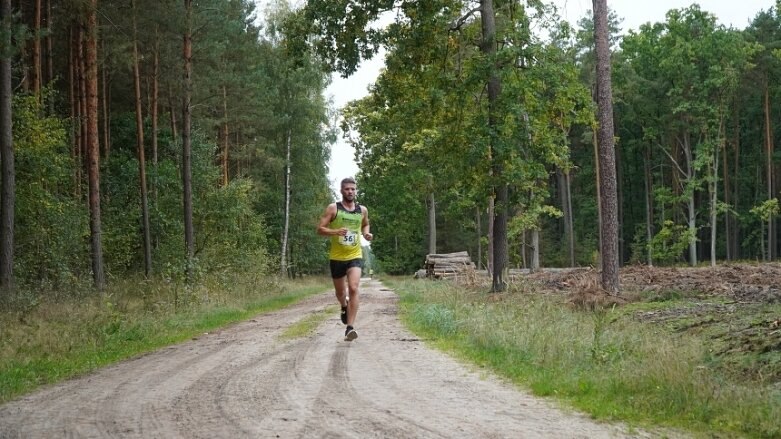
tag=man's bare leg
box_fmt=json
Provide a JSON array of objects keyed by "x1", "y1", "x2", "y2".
[
  {"x1": 345, "y1": 267, "x2": 361, "y2": 327},
  {"x1": 332, "y1": 276, "x2": 348, "y2": 307},
  {"x1": 333, "y1": 276, "x2": 349, "y2": 325}
]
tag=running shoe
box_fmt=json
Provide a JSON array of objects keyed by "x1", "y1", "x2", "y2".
[
  {"x1": 340, "y1": 305, "x2": 348, "y2": 324},
  {"x1": 344, "y1": 327, "x2": 357, "y2": 341}
]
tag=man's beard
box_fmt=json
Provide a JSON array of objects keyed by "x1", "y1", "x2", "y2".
[{"x1": 343, "y1": 194, "x2": 355, "y2": 202}]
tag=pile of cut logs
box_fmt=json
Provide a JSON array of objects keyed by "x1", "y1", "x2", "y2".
[{"x1": 419, "y1": 251, "x2": 475, "y2": 280}]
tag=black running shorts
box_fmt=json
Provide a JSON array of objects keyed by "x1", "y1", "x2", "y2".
[{"x1": 330, "y1": 258, "x2": 363, "y2": 279}]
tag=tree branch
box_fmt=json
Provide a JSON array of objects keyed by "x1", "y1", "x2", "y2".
[
  {"x1": 659, "y1": 145, "x2": 686, "y2": 180},
  {"x1": 450, "y1": 6, "x2": 481, "y2": 32}
]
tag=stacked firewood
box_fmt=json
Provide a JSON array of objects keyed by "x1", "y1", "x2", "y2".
[{"x1": 423, "y1": 251, "x2": 476, "y2": 280}]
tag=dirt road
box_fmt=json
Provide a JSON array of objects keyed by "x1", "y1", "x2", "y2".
[{"x1": 0, "y1": 279, "x2": 660, "y2": 438}]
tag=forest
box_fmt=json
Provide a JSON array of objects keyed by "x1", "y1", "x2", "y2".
[
  {"x1": 331, "y1": 1, "x2": 781, "y2": 285},
  {"x1": 0, "y1": 0, "x2": 335, "y2": 296},
  {"x1": 0, "y1": 0, "x2": 779, "y2": 298}
]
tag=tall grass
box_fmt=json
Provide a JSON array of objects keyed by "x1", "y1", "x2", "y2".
[
  {"x1": 0, "y1": 274, "x2": 331, "y2": 404},
  {"x1": 388, "y1": 278, "x2": 780, "y2": 438}
]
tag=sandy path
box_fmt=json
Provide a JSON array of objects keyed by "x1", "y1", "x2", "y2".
[{"x1": 0, "y1": 279, "x2": 666, "y2": 438}]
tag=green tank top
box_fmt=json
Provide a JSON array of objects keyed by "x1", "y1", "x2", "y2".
[{"x1": 329, "y1": 202, "x2": 363, "y2": 261}]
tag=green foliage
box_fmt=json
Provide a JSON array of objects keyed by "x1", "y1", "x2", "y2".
[
  {"x1": 334, "y1": 2, "x2": 592, "y2": 273},
  {"x1": 750, "y1": 198, "x2": 780, "y2": 222},
  {"x1": 13, "y1": 96, "x2": 89, "y2": 287},
  {"x1": 195, "y1": 178, "x2": 270, "y2": 275},
  {"x1": 649, "y1": 221, "x2": 695, "y2": 265},
  {"x1": 628, "y1": 224, "x2": 649, "y2": 265},
  {"x1": 10, "y1": 0, "x2": 781, "y2": 295}
]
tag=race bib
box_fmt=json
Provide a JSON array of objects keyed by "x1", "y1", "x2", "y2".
[{"x1": 339, "y1": 231, "x2": 358, "y2": 246}]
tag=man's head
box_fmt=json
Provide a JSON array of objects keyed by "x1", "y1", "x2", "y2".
[{"x1": 340, "y1": 177, "x2": 357, "y2": 202}]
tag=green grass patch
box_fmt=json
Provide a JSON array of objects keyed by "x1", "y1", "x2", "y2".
[
  {"x1": 280, "y1": 306, "x2": 337, "y2": 340},
  {"x1": 386, "y1": 277, "x2": 781, "y2": 438},
  {"x1": 0, "y1": 275, "x2": 331, "y2": 404}
]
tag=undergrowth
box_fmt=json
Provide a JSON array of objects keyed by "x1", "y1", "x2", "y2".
[
  {"x1": 0, "y1": 274, "x2": 330, "y2": 404},
  {"x1": 387, "y1": 277, "x2": 780, "y2": 439}
]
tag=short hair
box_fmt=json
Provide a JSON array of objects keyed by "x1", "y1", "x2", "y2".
[{"x1": 341, "y1": 177, "x2": 356, "y2": 188}]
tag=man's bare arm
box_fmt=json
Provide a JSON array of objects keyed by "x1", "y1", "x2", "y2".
[
  {"x1": 361, "y1": 206, "x2": 372, "y2": 241},
  {"x1": 317, "y1": 204, "x2": 344, "y2": 237}
]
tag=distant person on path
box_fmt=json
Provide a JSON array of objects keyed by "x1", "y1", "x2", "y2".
[{"x1": 317, "y1": 177, "x2": 372, "y2": 341}]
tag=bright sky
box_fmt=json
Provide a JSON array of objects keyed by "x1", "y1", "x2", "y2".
[{"x1": 323, "y1": 1, "x2": 775, "y2": 196}]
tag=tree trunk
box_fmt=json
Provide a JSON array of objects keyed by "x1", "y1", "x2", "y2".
[
  {"x1": 71, "y1": 25, "x2": 84, "y2": 197},
  {"x1": 593, "y1": 0, "x2": 619, "y2": 293},
  {"x1": 84, "y1": 0, "x2": 104, "y2": 289},
  {"x1": 1, "y1": 0, "x2": 15, "y2": 291},
  {"x1": 531, "y1": 228, "x2": 540, "y2": 272},
  {"x1": 18, "y1": 0, "x2": 27, "y2": 92},
  {"x1": 280, "y1": 128, "x2": 291, "y2": 276},
  {"x1": 476, "y1": 206, "x2": 482, "y2": 270},
  {"x1": 616, "y1": 136, "x2": 624, "y2": 265},
  {"x1": 709, "y1": 138, "x2": 720, "y2": 267},
  {"x1": 151, "y1": 29, "x2": 159, "y2": 166},
  {"x1": 487, "y1": 195, "x2": 494, "y2": 275},
  {"x1": 169, "y1": 89, "x2": 177, "y2": 144},
  {"x1": 493, "y1": 183, "x2": 508, "y2": 290},
  {"x1": 133, "y1": 1, "x2": 152, "y2": 277},
  {"x1": 45, "y1": 0, "x2": 52, "y2": 87},
  {"x1": 481, "y1": 0, "x2": 506, "y2": 292},
  {"x1": 79, "y1": 23, "x2": 88, "y2": 198},
  {"x1": 222, "y1": 85, "x2": 228, "y2": 186},
  {"x1": 687, "y1": 188, "x2": 697, "y2": 265},
  {"x1": 722, "y1": 126, "x2": 731, "y2": 260},
  {"x1": 593, "y1": 128, "x2": 602, "y2": 261},
  {"x1": 683, "y1": 132, "x2": 697, "y2": 266},
  {"x1": 101, "y1": 40, "x2": 109, "y2": 158},
  {"x1": 566, "y1": 170, "x2": 575, "y2": 266},
  {"x1": 644, "y1": 144, "x2": 653, "y2": 265},
  {"x1": 732, "y1": 115, "x2": 741, "y2": 259},
  {"x1": 182, "y1": 0, "x2": 195, "y2": 281},
  {"x1": 68, "y1": 26, "x2": 78, "y2": 193},
  {"x1": 557, "y1": 167, "x2": 575, "y2": 267},
  {"x1": 521, "y1": 230, "x2": 527, "y2": 269},
  {"x1": 764, "y1": 81, "x2": 775, "y2": 261},
  {"x1": 31, "y1": 0, "x2": 41, "y2": 99},
  {"x1": 428, "y1": 192, "x2": 436, "y2": 255}
]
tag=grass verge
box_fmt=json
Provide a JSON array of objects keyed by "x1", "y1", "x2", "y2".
[
  {"x1": 0, "y1": 275, "x2": 331, "y2": 404},
  {"x1": 280, "y1": 306, "x2": 337, "y2": 340},
  {"x1": 386, "y1": 277, "x2": 781, "y2": 439}
]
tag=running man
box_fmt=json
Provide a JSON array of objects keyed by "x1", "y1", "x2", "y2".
[{"x1": 317, "y1": 177, "x2": 372, "y2": 341}]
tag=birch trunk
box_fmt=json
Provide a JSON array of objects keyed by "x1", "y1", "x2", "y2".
[
  {"x1": 683, "y1": 133, "x2": 697, "y2": 266},
  {"x1": 428, "y1": 193, "x2": 436, "y2": 255},
  {"x1": 709, "y1": 143, "x2": 719, "y2": 267},
  {"x1": 280, "y1": 128, "x2": 291, "y2": 276},
  {"x1": 476, "y1": 207, "x2": 482, "y2": 270}
]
